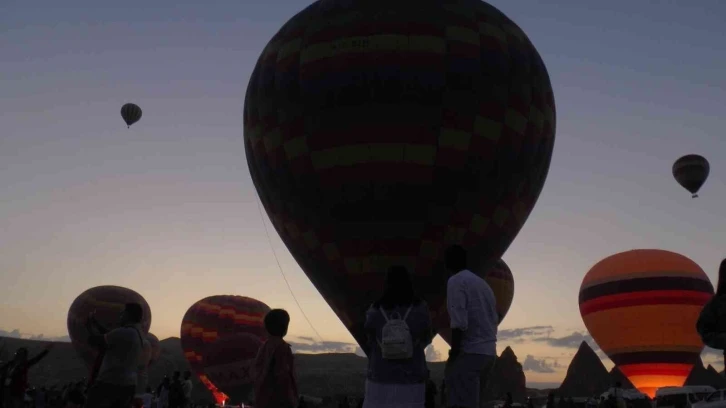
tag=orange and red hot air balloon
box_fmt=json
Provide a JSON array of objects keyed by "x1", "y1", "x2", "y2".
[
  {"x1": 439, "y1": 259, "x2": 514, "y2": 344},
  {"x1": 180, "y1": 295, "x2": 270, "y2": 403},
  {"x1": 67, "y1": 286, "x2": 152, "y2": 374},
  {"x1": 579, "y1": 249, "x2": 714, "y2": 398}
]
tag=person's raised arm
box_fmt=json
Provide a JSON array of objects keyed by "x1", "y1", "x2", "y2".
[{"x1": 27, "y1": 344, "x2": 54, "y2": 366}]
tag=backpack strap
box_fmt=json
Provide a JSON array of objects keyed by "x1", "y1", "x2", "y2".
[
  {"x1": 379, "y1": 306, "x2": 389, "y2": 322},
  {"x1": 403, "y1": 305, "x2": 413, "y2": 320}
]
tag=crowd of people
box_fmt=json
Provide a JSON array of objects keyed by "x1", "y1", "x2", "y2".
[{"x1": 1, "y1": 244, "x2": 503, "y2": 408}]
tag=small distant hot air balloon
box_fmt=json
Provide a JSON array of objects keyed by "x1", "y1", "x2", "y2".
[
  {"x1": 673, "y1": 155, "x2": 709, "y2": 198},
  {"x1": 120, "y1": 103, "x2": 142, "y2": 128},
  {"x1": 180, "y1": 295, "x2": 270, "y2": 401},
  {"x1": 67, "y1": 286, "x2": 152, "y2": 374},
  {"x1": 439, "y1": 259, "x2": 514, "y2": 345},
  {"x1": 579, "y1": 249, "x2": 713, "y2": 398}
]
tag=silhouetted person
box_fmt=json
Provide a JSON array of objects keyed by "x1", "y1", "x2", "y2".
[
  {"x1": 440, "y1": 381, "x2": 447, "y2": 408},
  {"x1": 567, "y1": 397, "x2": 575, "y2": 408},
  {"x1": 558, "y1": 396, "x2": 567, "y2": 408},
  {"x1": 425, "y1": 380, "x2": 437, "y2": 408},
  {"x1": 1, "y1": 344, "x2": 53, "y2": 408},
  {"x1": 84, "y1": 303, "x2": 146, "y2": 408},
  {"x1": 254, "y1": 309, "x2": 298, "y2": 408},
  {"x1": 528, "y1": 397, "x2": 535, "y2": 408},
  {"x1": 363, "y1": 266, "x2": 433, "y2": 408},
  {"x1": 698, "y1": 259, "x2": 726, "y2": 372},
  {"x1": 444, "y1": 245, "x2": 497, "y2": 408},
  {"x1": 504, "y1": 393, "x2": 513, "y2": 408},
  {"x1": 299, "y1": 396, "x2": 307, "y2": 408},
  {"x1": 169, "y1": 371, "x2": 184, "y2": 408},
  {"x1": 157, "y1": 377, "x2": 170, "y2": 408},
  {"x1": 181, "y1": 371, "x2": 193, "y2": 408},
  {"x1": 546, "y1": 393, "x2": 556, "y2": 408}
]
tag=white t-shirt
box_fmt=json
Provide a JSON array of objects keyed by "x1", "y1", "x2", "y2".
[
  {"x1": 96, "y1": 325, "x2": 146, "y2": 386},
  {"x1": 447, "y1": 269, "x2": 498, "y2": 355}
]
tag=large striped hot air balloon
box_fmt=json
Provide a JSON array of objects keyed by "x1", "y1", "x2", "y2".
[
  {"x1": 244, "y1": 0, "x2": 556, "y2": 351},
  {"x1": 439, "y1": 259, "x2": 514, "y2": 345},
  {"x1": 579, "y1": 249, "x2": 714, "y2": 398},
  {"x1": 67, "y1": 286, "x2": 152, "y2": 370},
  {"x1": 180, "y1": 296, "x2": 270, "y2": 403}
]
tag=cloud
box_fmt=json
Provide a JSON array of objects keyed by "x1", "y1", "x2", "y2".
[
  {"x1": 288, "y1": 337, "x2": 358, "y2": 354},
  {"x1": 425, "y1": 344, "x2": 442, "y2": 362},
  {"x1": 533, "y1": 331, "x2": 600, "y2": 352},
  {"x1": 523, "y1": 355, "x2": 559, "y2": 373},
  {"x1": 354, "y1": 347, "x2": 366, "y2": 358},
  {"x1": 498, "y1": 326, "x2": 554, "y2": 342},
  {"x1": 702, "y1": 347, "x2": 723, "y2": 358}
]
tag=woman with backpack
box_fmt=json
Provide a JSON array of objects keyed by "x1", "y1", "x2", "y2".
[{"x1": 363, "y1": 265, "x2": 434, "y2": 408}]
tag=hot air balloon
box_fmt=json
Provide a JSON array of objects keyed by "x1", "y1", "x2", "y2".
[
  {"x1": 147, "y1": 333, "x2": 161, "y2": 366},
  {"x1": 121, "y1": 103, "x2": 142, "y2": 128},
  {"x1": 439, "y1": 259, "x2": 514, "y2": 345},
  {"x1": 203, "y1": 333, "x2": 263, "y2": 404},
  {"x1": 180, "y1": 296, "x2": 270, "y2": 400},
  {"x1": 244, "y1": 0, "x2": 556, "y2": 351},
  {"x1": 579, "y1": 249, "x2": 714, "y2": 398},
  {"x1": 673, "y1": 155, "x2": 709, "y2": 198},
  {"x1": 67, "y1": 286, "x2": 152, "y2": 370}
]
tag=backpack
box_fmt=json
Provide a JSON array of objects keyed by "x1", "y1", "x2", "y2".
[{"x1": 378, "y1": 305, "x2": 413, "y2": 360}]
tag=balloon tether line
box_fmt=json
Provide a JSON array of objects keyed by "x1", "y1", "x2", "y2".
[{"x1": 256, "y1": 198, "x2": 325, "y2": 343}]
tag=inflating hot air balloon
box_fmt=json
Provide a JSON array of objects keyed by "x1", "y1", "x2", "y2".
[
  {"x1": 439, "y1": 259, "x2": 514, "y2": 345},
  {"x1": 121, "y1": 103, "x2": 142, "y2": 128},
  {"x1": 180, "y1": 296, "x2": 270, "y2": 401},
  {"x1": 673, "y1": 155, "x2": 709, "y2": 198},
  {"x1": 244, "y1": 0, "x2": 556, "y2": 351},
  {"x1": 203, "y1": 333, "x2": 263, "y2": 403},
  {"x1": 579, "y1": 249, "x2": 714, "y2": 398},
  {"x1": 67, "y1": 286, "x2": 152, "y2": 370}
]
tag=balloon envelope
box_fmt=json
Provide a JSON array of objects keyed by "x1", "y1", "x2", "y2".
[
  {"x1": 673, "y1": 154, "x2": 709, "y2": 197},
  {"x1": 203, "y1": 333, "x2": 262, "y2": 403},
  {"x1": 147, "y1": 333, "x2": 161, "y2": 366},
  {"x1": 579, "y1": 249, "x2": 713, "y2": 398},
  {"x1": 67, "y1": 285, "x2": 152, "y2": 368},
  {"x1": 120, "y1": 103, "x2": 142, "y2": 128},
  {"x1": 180, "y1": 296, "x2": 270, "y2": 398},
  {"x1": 439, "y1": 259, "x2": 514, "y2": 345},
  {"x1": 244, "y1": 0, "x2": 556, "y2": 350}
]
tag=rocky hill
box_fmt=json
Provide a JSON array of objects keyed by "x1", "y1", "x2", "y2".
[
  {"x1": 483, "y1": 346, "x2": 527, "y2": 402},
  {"x1": 559, "y1": 341, "x2": 612, "y2": 397},
  {"x1": 685, "y1": 358, "x2": 726, "y2": 389}
]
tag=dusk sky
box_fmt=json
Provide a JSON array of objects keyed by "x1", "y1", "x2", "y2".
[{"x1": 2, "y1": 0, "x2": 726, "y2": 386}]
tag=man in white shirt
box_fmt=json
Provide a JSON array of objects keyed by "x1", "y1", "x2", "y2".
[
  {"x1": 84, "y1": 303, "x2": 147, "y2": 408},
  {"x1": 444, "y1": 245, "x2": 498, "y2": 408},
  {"x1": 181, "y1": 371, "x2": 193, "y2": 407}
]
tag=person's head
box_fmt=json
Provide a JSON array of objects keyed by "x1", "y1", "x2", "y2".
[
  {"x1": 264, "y1": 309, "x2": 290, "y2": 337},
  {"x1": 120, "y1": 302, "x2": 143, "y2": 325},
  {"x1": 146, "y1": 386, "x2": 152, "y2": 394},
  {"x1": 377, "y1": 265, "x2": 420, "y2": 309},
  {"x1": 716, "y1": 258, "x2": 726, "y2": 295},
  {"x1": 184, "y1": 371, "x2": 191, "y2": 380},
  {"x1": 173, "y1": 371, "x2": 181, "y2": 380},
  {"x1": 14, "y1": 347, "x2": 28, "y2": 362},
  {"x1": 445, "y1": 245, "x2": 467, "y2": 273},
  {"x1": 614, "y1": 381, "x2": 621, "y2": 389}
]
